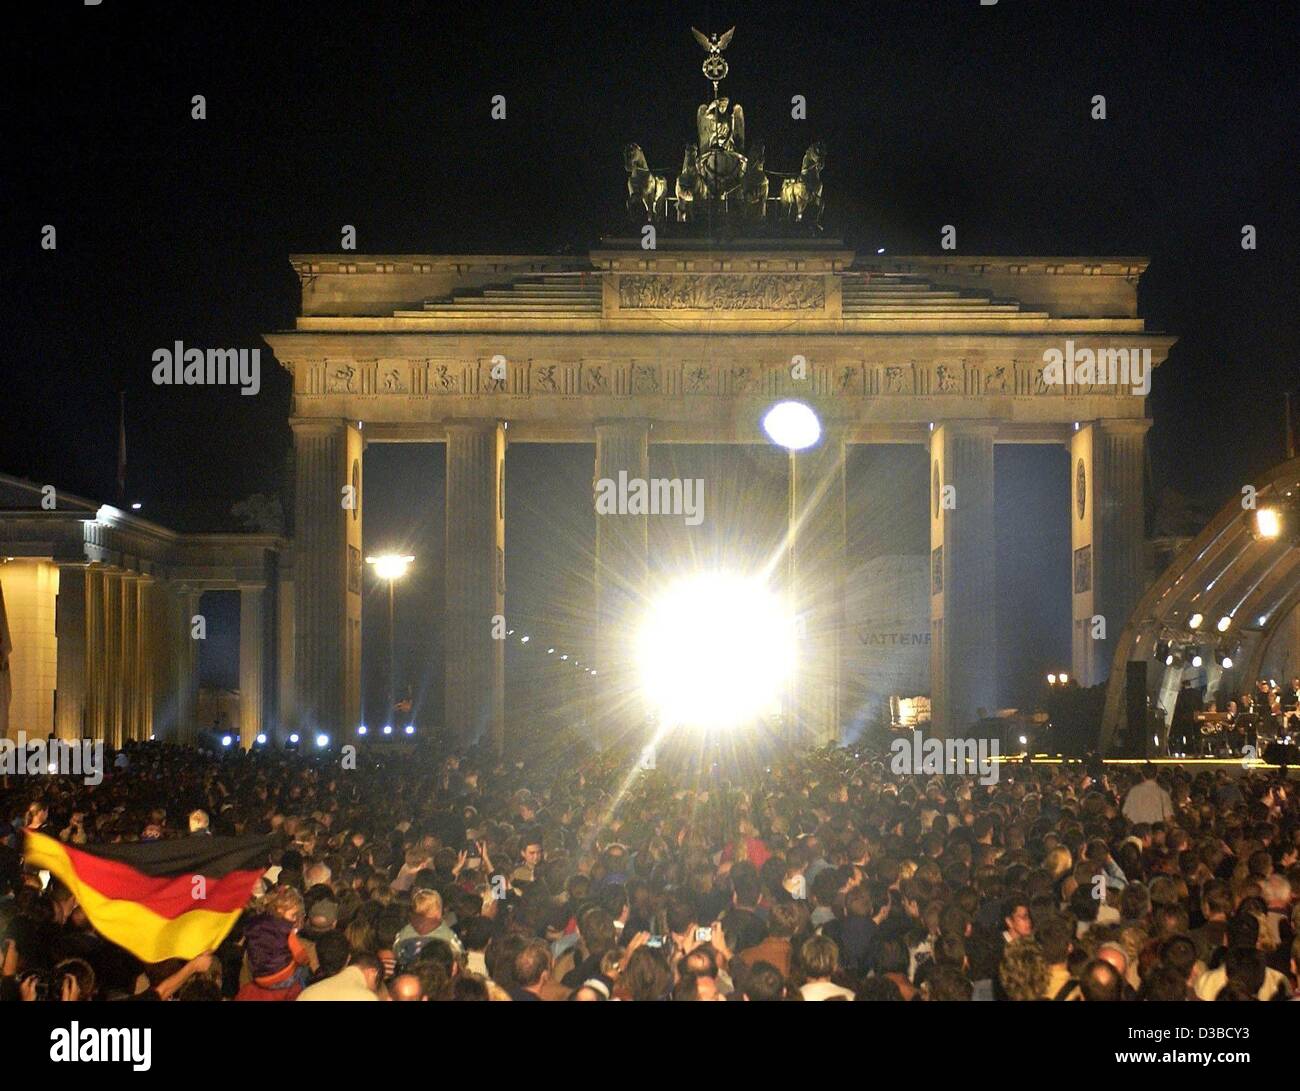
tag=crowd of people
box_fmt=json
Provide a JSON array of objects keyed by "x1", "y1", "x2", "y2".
[{"x1": 1, "y1": 727, "x2": 1298, "y2": 1002}]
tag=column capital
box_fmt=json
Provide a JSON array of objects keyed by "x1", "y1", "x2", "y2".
[
  {"x1": 1085, "y1": 417, "x2": 1153, "y2": 436},
  {"x1": 444, "y1": 418, "x2": 505, "y2": 434},
  {"x1": 931, "y1": 419, "x2": 1001, "y2": 438},
  {"x1": 594, "y1": 417, "x2": 652, "y2": 428},
  {"x1": 289, "y1": 416, "x2": 355, "y2": 436}
]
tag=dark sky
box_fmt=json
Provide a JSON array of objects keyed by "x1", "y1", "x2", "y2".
[{"x1": 5, "y1": 1, "x2": 1297, "y2": 717}]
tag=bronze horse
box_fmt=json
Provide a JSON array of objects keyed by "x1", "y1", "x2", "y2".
[
  {"x1": 779, "y1": 140, "x2": 826, "y2": 228},
  {"x1": 675, "y1": 144, "x2": 702, "y2": 222},
  {"x1": 623, "y1": 143, "x2": 668, "y2": 222},
  {"x1": 742, "y1": 140, "x2": 768, "y2": 220}
]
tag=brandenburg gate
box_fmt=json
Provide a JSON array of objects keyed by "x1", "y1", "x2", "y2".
[
  {"x1": 266, "y1": 242, "x2": 1171, "y2": 749},
  {"x1": 263, "y1": 29, "x2": 1173, "y2": 751}
]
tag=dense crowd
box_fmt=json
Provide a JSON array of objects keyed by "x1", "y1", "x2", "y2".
[{"x1": 2, "y1": 729, "x2": 1298, "y2": 1002}]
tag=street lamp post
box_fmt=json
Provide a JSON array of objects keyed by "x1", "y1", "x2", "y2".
[
  {"x1": 366, "y1": 554, "x2": 414, "y2": 728},
  {"x1": 762, "y1": 400, "x2": 824, "y2": 742}
]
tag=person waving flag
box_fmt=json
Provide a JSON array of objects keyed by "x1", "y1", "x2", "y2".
[{"x1": 23, "y1": 829, "x2": 272, "y2": 963}]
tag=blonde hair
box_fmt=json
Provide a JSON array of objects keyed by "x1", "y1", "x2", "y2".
[
  {"x1": 412, "y1": 889, "x2": 443, "y2": 918},
  {"x1": 1043, "y1": 845, "x2": 1073, "y2": 881},
  {"x1": 257, "y1": 885, "x2": 303, "y2": 922}
]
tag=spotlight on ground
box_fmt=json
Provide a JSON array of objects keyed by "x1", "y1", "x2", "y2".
[
  {"x1": 288, "y1": 733, "x2": 300, "y2": 745},
  {"x1": 761, "y1": 401, "x2": 821, "y2": 450},
  {"x1": 220, "y1": 735, "x2": 233, "y2": 748},
  {"x1": 255, "y1": 733, "x2": 267, "y2": 746},
  {"x1": 357, "y1": 725, "x2": 368, "y2": 736},
  {"x1": 404, "y1": 724, "x2": 415, "y2": 735},
  {"x1": 383, "y1": 724, "x2": 393, "y2": 735},
  {"x1": 315, "y1": 733, "x2": 329, "y2": 748},
  {"x1": 637, "y1": 573, "x2": 794, "y2": 730}
]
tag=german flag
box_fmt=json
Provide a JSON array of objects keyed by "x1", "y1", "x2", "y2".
[{"x1": 24, "y1": 830, "x2": 272, "y2": 963}]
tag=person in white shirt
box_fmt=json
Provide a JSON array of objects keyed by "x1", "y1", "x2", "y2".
[
  {"x1": 1122, "y1": 766, "x2": 1174, "y2": 824},
  {"x1": 296, "y1": 955, "x2": 382, "y2": 1001},
  {"x1": 797, "y1": 934, "x2": 855, "y2": 1001}
]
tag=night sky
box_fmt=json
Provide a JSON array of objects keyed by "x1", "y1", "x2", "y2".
[{"x1": 5, "y1": 1, "x2": 1296, "y2": 720}]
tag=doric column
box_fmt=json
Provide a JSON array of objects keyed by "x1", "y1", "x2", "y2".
[
  {"x1": 787, "y1": 432, "x2": 848, "y2": 747},
  {"x1": 55, "y1": 565, "x2": 88, "y2": 740},
  {"x1": 120, "y1": 573, "x2": 140, "y2": 743},
  {"x1": 84, "y1": 566, "x2": 105, "y2": 739},
  {"x1": 176, "y1": 588, "x2": 202, "y2": 743},
  {"x1": 929, "y1": 422, "x2": 997, "y2": 737},
  {"x1": 592, "y1": 420, "x2": 650, "y2": 739},
  {"x1": 103, "y1": 570, "x2": 124, "y2": 748},
  {"x1": 137, "y1": 576, "x2": 155, "y2": 739},
  {"x1": 291, "y1": 418, "x2": 364, "y2": 737},
  {"x1": 239, "y1": 583, "x2": 266, "y2": 749},
  {"x1": 444, "y1": 420, "x2": 506, "y2": 751},
  {"x1": 277, "y1": 570, "x2": 295, "y2": 741},
  {"x1": 1071, "y1": 419, "x2": 1150, "y2": 685}
]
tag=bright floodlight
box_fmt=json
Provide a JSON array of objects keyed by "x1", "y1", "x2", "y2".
[
  {"x1": 315, "y1": 733, "x2": 329, "y2": 748},
  {"x1": 1253, "y1": 507, "x2": 1282, "y2": 539},
  {"x1": 383, "y1": 724, "x2": 393, "y2": 735},
  {"x1": 366, "y1": 553, "x2": 414, "y2": 581},
  {"x1": 1188, "y1": 613, "x2": 1203, "y2": 630},
  {"x1": 1216, "y1": 616, "x2": 1232, "y2": 632},
  {"x1": 288, "y1": 732, "x2": 300, "y2": 744},
  {"x1": 1046, "y1": 673, "x2": 1056, "y2": 685},
  {"x1": 255, "y1": 733, "x2": 267, "y2": 745},
  {"x1": 1059, "y1": 673, "x2": 1068, "y2": 684},
  {"x1": 1222, "y1": 656, "x2": 1234, "y2": 669},
  {"x1": 357, "y1": 725, "x2": 368, "y2": 735},
  {"x1": 638, "y1": 573, "x2": 794, "y2": 730},
  {"x1": 404, "y1": 724, "x2": 415, "y2": 735},
  {"x1": 762, "y1": 401, "x2": 821, "y2": 450},
  {"x1": 221, "y1": 735, "x2": 232, "y2": 747}
]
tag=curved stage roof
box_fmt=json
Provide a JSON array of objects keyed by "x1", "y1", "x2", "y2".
[{"x1": 1101, "y1": 456, "x2": 1300, "y2": 750}]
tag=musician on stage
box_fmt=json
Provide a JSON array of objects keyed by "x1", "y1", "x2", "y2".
[
  {"x1": 1223, "y1": 699, "x2": 1244, "y2": 755},
  {"x1": 1170, "y1": 679, "x2": 1203, "y2": 757}
]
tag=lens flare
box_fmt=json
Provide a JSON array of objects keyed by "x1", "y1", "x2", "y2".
[{"x1": 637, "y1": 573, "x2": 794, "y2": 729}]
